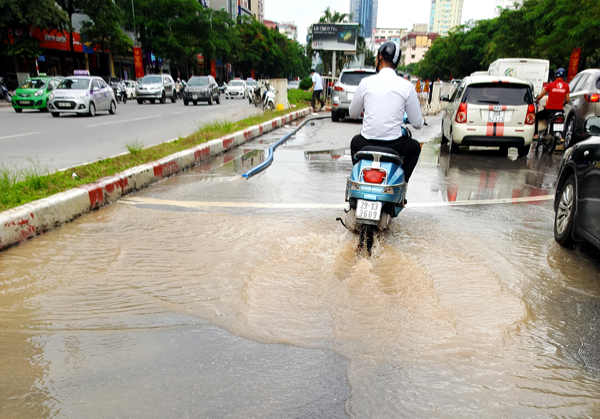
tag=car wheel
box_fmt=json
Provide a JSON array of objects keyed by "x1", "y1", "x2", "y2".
[
  {"x1": 225, "y1": 96, "x2": 229, "y2": 100},
  {"x1": 14, "y1": 108, "x2": 22, "y2": 113},
  {"x1": 216, "y1": 94, "x2": 220, "y2": 105},
  {"x1": 208, "y1": 95, "x2": 213, "y2": 105},
  {"x1": 51, "y1": 112, "x2": 60, "y2": 118},
  {"x1": 564, "y1": 116, "x2": 576, "y2": 149},
  {"x1": 331, "y1": 110, "x2": 340, "y2": 122},
  {"x1": 449, "y1": 130, "x2": 460, "y2": 153},
  {"x1": 150, "y1": 99, "x2": 155, "y2": 104},
  {"x1": 517, "y1": 143, "x2": 530, "y2": 157},
  {"x1": 109, "y1": 100, "x2": 116, "y2": 115},
  {"x1": 137, "y1": 99, "x2": 143, "y2": 104},
  {"x1": 171, "y1": 93, "x2": 177, "y2": 103},
  {"x1": 441, "y1": 121, "x2": 449, "y2": 145},
  {"x1": 193, "y1": 100, "x2": 197, "y2": 106},
  {"x1": 499, "y1": 146, "x2": 509, "y2": 156},
  {"x1": 89, "y1": 102, "x2": 96, "y2": 117},
  {"x1": 554, "y1": 175, "x2": 576, "y2": 247},
  {"x1": 184, "y1": 100, "x2": 189, "y2": 106},
  {"x1": 159, "y1": 91, "x2": 166, "y2": 104}
]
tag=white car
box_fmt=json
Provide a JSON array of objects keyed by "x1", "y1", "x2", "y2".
[
  {"x1": 124, "y1": 80, "x2": 138, "y2": 99},
  {"x1": 225, "y1": 80, "x2": 246, "y2": 99},
  {"x1": 440, "y1": 75, "x2": 536, "y2": 157},
  {"x1": 47, "y1": 76, "x2": 116, "y2": 117}
]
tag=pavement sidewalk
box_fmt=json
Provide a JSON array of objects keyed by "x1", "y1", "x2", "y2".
[{"x1": 0, "y1": 107, "x2": 313, "y2": 250}]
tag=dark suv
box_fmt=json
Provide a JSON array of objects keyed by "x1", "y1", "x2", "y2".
[{"x1": 182, "y1": 75, "x2": 220, "y2": 106}]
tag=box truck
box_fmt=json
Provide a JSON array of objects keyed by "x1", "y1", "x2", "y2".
[{"x1": 488, "y1": 58, "x2": 550, "y2": 97}]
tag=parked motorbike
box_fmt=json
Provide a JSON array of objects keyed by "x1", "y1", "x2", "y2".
[
  {"x1": 536, "y1": 111, "x2": 565, "y2": 153},
  {"x1": 0, "y1": 77, "x2": 12, "y2": 102},
  {"x1": 260, "y1": 84, "x2": 276, "y2": 111}
]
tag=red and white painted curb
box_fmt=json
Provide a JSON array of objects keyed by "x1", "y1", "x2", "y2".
[{"x1": 0, "y1": 108, "x2": 313, "y2": 250}]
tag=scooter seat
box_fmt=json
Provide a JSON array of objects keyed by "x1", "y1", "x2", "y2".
[{"x1": 357, "y1": 146, "x2": 403, "y2": 163}]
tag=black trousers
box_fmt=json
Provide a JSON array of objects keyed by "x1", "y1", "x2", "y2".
[
  {"x1": 351, "y1": 134, "x2": 422, "y2": 183},
  {"x1": 311, "y1": 90, "x2": 324, "y2": 109},
  {"x1": 535, "y1": 109, "x2": 562, "y2": 135}
]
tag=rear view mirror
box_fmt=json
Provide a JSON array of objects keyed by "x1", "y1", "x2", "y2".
[
  {"x1": 440, "y1": 95, "x2": 450, "y2": 102},
  {"x1": 584, "y1": 116, "x2": 600, "y2": 136}
]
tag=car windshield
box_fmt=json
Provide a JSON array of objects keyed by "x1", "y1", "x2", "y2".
[
  {"x1": 188, "y1": 78, "x2": 209, "y2": 86},
  {"x1": 340, "y1": 72, "x2": 373, "y2": 86},
  {"x1": 463, "y1": 83, "x2": 532, "y2": 106},
  {"x1": 247, "y1": 81, "x2": 256, "y2": 86},
  {"x1": 20, "y1": 79, "x2": 46, "y2": 89},
  {"x1": 229, "y1": 81, "x2": 244, "y2": 86},
  {"x1": 141, "y1": 76, "x2": 162, "y2": 85},
  {"x1": 57, "y1": 78, "x2": 91, "y2": 90}
]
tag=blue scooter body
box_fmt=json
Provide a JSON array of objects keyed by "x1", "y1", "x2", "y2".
[{"x1": 344, "y1": 126, "x2": 410, "y2": 232}]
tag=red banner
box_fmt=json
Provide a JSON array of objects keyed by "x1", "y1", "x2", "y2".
[
  {"x1": 133, "y1": 47, "x2": 144, "y2": 79},
  {"x1": 211, "y1": 60, "x2": 216, "y2": 78},
  {"x1": 567, "y1": 47, "x2": 582, "y2": 82},
  {"x1": 251, "y1": 69, "x2": 256, "y2": 80}
]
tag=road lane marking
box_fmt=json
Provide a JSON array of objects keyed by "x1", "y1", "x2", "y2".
[
  {"x1": 0, "y1": 131, "x2": 41, "y2": 140},
  {"x1": 121, "y1": 195, "x2": 554, "y2": 210},
  {"x1": 87, "y1": 115, "x2": 161, "y2": 127},
  {"x1": 170, "y1": 111, "x2": 185, "y2": 115}
]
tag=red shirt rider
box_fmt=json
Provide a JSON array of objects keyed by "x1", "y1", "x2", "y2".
[{"x1": 543, "y1": 78, "x2": 570, "y2": 110}]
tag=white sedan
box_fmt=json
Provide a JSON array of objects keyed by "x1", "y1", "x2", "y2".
[{"x1": 225, "y1": 80, "x2": 247, "y2": 99}]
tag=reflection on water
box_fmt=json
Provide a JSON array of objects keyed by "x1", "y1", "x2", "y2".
[{"x1": 2, "y1": 122, "x2": 600, "y2": 417}]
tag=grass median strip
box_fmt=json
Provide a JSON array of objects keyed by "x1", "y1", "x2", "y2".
[{"x1": 0, "y1": 106, "x2": 310, "y2": 212}]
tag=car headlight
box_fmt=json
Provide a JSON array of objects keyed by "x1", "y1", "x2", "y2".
[
  {"x1": 35, "y1": 90, "x2": 44, "y2": 96},
  {"x1": 49, "y1": 93, "x2": 54, "y2": 100}
]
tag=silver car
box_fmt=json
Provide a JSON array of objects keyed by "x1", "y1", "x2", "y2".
[
  {"x1": 563, "y1": 68, "x2": 600, "y2": 148},
  {"x1": 331, "y1": 68, "x2": 376, "y2": 122},
  {"x1": 47, "y1": 76, "x2": 116, "y2": 117},
  {"x1": 136, "y1": 74, "x2": 177, "y2": 104}
]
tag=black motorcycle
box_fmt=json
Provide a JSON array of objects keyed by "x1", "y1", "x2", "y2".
[
  {"x1": 0, "y1": 77, "x2": 11, "y2": 102},
  {"x1": 537, "y1": 111, "x2": 565, "y2": 153}
]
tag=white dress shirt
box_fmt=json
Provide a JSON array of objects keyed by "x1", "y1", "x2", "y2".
[
  {"x1": 311, "y1": 72, "x2": 323, "y2": 91},
  {"x1": 349, "y1": 67, "x2": 424, "y2": 140}
]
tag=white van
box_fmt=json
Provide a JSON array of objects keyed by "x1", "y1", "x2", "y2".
[{"x1": 488, "y1": 58, "x2": 549, "y2": 97}]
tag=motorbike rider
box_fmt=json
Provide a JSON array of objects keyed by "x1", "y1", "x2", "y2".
[
  {"x1": 348, "y1": 41, "x2": 425, "y2": 183},
  {"x1": 534, "y1": 67, "x2": 570, "y2": 136}
]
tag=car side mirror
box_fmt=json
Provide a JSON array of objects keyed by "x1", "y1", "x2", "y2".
[
  {"x1": 584, "y1": 116, "x2": 600, "y2": 136},
  {"x1": 440, "y1": 95, "x2": 450, "y2": 102}
]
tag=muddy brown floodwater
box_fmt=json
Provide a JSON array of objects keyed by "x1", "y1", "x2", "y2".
[{"x1": 1, "y1": 118, "x2": 600, "y2": 418}]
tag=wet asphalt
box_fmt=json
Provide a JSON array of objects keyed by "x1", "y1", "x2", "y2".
[{"x1": 1, "y1": 114, "x2": 600, "y2": 418}]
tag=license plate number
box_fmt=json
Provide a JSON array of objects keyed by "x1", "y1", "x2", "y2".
[
  {"x1": 356, "y1": 200, "x2": 382, "y2": 221},
  {"x1": 553, "y1": 124, "x2": 564, "y2": 132},
  {"x1": 347, "y1": 92, "x2": 354, "y2": 100},
  {"x1": 58, "y1": 102, "x2": 71, "y2": 108},
  {"x1": 19, "y1": 101, "x2": 32, "y2": 106},
  {"x1": 488, "y1": 111, "x2": 505, "y2": 123}
]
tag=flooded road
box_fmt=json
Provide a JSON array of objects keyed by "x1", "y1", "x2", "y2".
[{"x1": 2, "y1": 117, "x2": 600, "y2": 417}]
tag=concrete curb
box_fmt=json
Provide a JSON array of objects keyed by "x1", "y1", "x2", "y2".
[{"x1": 0, "y1": 107, "x2": 313, "y2": 250}]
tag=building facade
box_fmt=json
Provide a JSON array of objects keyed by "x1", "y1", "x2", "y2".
[
  {"x1": 400, "y1": 31, "x2": 439, "y2": 66},
  {"x1": 349, "y1": 0, "x2": 378, "y2": 38},
  {"x1": 278, "y1": 23, "x2": 298, "y2": 42},
  {"x1": 429, "y1": 0, "x2": 463, "y2": 36}
]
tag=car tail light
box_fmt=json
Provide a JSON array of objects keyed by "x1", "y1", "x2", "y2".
[
  {"x1": 363, "y1": 169, "x2": 386, "y2": 184},
  {"x1": 455, "y1": 102, "x2": 467, "y2": 123},
  {"x1": 334, "y1": 85, "x2": 344, "y2": 92},
  {"x1": 584, "y1": 94, "x2": 599, "y2": 102},
  {"x1": 525, "y1": 104, "x2": 536, "y2": 125}
]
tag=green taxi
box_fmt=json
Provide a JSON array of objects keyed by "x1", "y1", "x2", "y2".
[{"x1": 12, "y1": 75, "x2": 60, "y2": 113}]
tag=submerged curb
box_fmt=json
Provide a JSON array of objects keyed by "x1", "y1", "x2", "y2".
[{"x1": 0, "y1": 107, "x2": 313, "y2": 250}]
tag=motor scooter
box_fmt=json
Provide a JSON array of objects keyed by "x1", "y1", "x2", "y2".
[
  {"x1": 260, "y1": 84, "x2": 276, "y2": 110},
  {"x1": 0, "y1": 77, "x2": 11, "y2": 102},
  {"x1": 340, "y1": 124, "x2": 412, "y2": 253},
  {"x1": 536, "y1": 111, "x2": 565, "y2": 153}
]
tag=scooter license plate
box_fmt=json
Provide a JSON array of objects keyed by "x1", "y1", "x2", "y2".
[
  {"x1": 554, "y1": 123, "x2": 564, "y2": 132},
  {"x1": 356, "y1": 200, "x2": 382, "y2": 221}
]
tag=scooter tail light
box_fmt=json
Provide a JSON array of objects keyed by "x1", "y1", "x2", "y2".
[
  {"x1": 554, "y1": 116, "x2": 565, "y2": 124},
  {"x1": 455, "y1": 102, "x2": 467, "y2": 123},
  {"x1": 363, "y1": 169, "x2": 385, "y2": 184}
]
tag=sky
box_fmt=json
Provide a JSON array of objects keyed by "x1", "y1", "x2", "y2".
[{"x1": 265, "y1": 0, "x2": 497, "y2": 44}]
